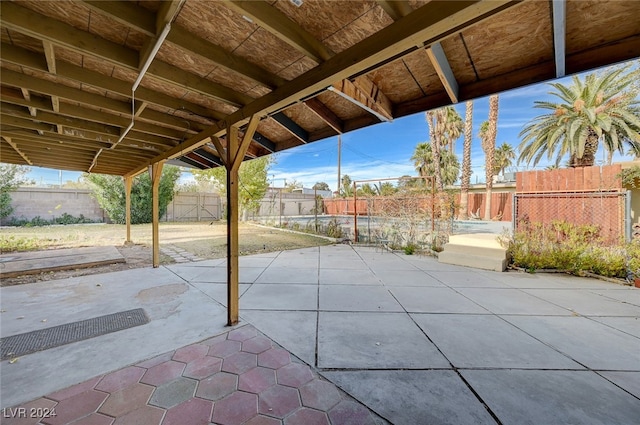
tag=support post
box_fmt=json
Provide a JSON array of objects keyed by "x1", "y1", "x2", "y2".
[
  {"x1": 124, "y1": 176, "x2": 132, "y2": 244},
  {"x1": 226, "y1": 115, "x2": 260, "y2": 326},
  {"x1": 150, "y1": 161, "x2": 164, "y2": 267}
]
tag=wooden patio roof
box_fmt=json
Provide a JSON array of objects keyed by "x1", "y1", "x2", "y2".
[{"x1": 1, "y1": 0, "x2": 639, "y2": 176}]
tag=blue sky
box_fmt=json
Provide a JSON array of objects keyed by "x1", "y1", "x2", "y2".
[{"x1": 25, "y1": 62, "x2": 638, "y2": 189}]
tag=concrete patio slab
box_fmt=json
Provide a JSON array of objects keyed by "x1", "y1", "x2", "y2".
[
  {"x1": 188, "y1": 282, "x2": 252, "y2": 306},
  {"x1": 426, "y1": 270, "x2": 512, "y2": 288},
  {"x1": 323, "y1": 370, "x2": 497, "y2": 425},
  {"x1": 1, "y1": 269, "x2": 229, "y2": 408},
  {"x1": 412, "y1": 314, "x2": 582, "y2": 369},
  {"x1": 317, "y1": 312, "x2": 449, "y2": 369},
  {"x1": 373, "y1": 269, "x2": 445, "y2": 287},
  {"x1": 522, "y1": 289, "x2": 640, "y2": 316},
  {"x1": 255, "y1": 266, "x2": 319, "y2": 284},
  {"x1": 319, "y1": 286, "x2": 404, "y2": 312},
  {"x1": 598, "y1": 371, "x2": 640, "y2": 398},
  {"x1": 3, "y1": 244, "x2": 639, "y2": 423},
  {"x1": 240, "y1": 310, "x2": 317, "y2": 366},
  {"x1": 389, "y1": 287, "x2": 489, "y2": 314},
  {"x1": 241, "y1": 284, "x2": 318, "y2": 310},
  {"x1": 590, "y1": 316, "x2": 640, "y2": 338},
  {"x1": 461, "y1": 369, "x2": 640, "y2": 425},
  {"x1": 319, "y1": 268, "x2": 381, "y2": 285},
  {"x1": 588, "y1": 288, "x2": 640, "y2": 306},
  {"x1": 503, "y1": 316, "x2": 640, "y2": 370},
  {"x1": 455, "y1": 288, "x2": 572, "y2": 315},
  {"x1": 189, "y1": 266, "x2": 265, "y2": 283}
]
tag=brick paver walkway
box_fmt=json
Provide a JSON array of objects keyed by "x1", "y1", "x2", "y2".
[{"x1": 2, "y1": 325, "x2": 384, "y2": 425}]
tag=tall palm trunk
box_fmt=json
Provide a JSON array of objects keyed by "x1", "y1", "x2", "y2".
[
  {"x1": 426, "y1": 111, "x2": 443, "y2": 191},
  {"x1": 459, "y1": 101, "x2": 473, "y2": 220},
  {"x1": 569, "y1": 128, "x2": 599, "y2": 167},
  {"x1": 483, "y1": 94, "x2": 499, "y2": 221}
]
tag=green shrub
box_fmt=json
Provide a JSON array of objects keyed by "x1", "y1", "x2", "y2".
[
  {"x1": 506, "y1": 221, "x2": 636, "y2": 279},
  {"x1": 403, "y1": 244, "x2": 416, "y2": 255}
]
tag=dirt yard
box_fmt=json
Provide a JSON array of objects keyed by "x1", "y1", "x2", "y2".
[{"x1": 0, "y1": 221, "x2": 333, "y2": 286}]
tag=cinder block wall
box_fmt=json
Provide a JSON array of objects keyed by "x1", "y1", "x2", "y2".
[{"x1": 5, "y1": 188, "x2": 105, "y2": 223}]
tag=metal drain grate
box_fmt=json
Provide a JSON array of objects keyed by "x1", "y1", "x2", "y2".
[{"x1": 1, "y1": 308, "x2": 148, "y2": 360}]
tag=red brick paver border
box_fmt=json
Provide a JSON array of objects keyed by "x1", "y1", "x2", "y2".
[{"x1": 2, "y1": 325, "x2": 384, "y2": 425}]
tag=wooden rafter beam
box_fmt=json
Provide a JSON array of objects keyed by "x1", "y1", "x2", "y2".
[
  {"x1": 0, "y1": 43, "x2": 220, "y2": 121},
  {"x1": 127, "y1": 0, "x2": 519, "y2": 177},
  {"x1": 1, "y1": 136, "x2": 32, "y2": 165},
  {"x1": 304, "y1": 98, "x2": 343, "y2": 134},
  {"x1": 82, "y1": 1, "x2": 284, "y2": 89},
  {"x1": 426, "y1": 42, "x2": 459, "y2": 103},
  {"x1": 221, "y1": 0, "x2": 333, "y2": 63},
  {"x1": 376, "y1": 0, "x2": 413, "y2": 20},
  {"x1": 0, "y1": 2, "x2": 250, "y2": 108},
  {"x1": 329, "y1": 78, "x2": 393, "y2": 122}
]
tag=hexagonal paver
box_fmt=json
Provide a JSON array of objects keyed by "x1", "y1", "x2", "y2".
[
  {"x1": 242, "y1": 336, "x2": 273, "y2": 354},
  {"x1": 208, "y1": 339, "x2": 242, "y2": 358},
  {"x1": 42, "y1": 390, "x2": 108, "y2": 425},
  {"x1": 98, "y1": 383, "x2": 154, "y2": 417},
  {"x1": 244, "y1": 415, "x2": 282, "y2": 425},
  {"x1": 95, "y1": 366, "x2": 145, "y2": 393},
  {"x1": 222, "y1": 351, "x2": 258, "y2": 375},
  {"x1": 299, "y1": 379, "x2": 341, "y2": 411},
  {"x1": 212, "y1": 391, "x2": 258, "y2": 425},
  {"x1": 172, "y1": 344, "x2": 209, "y2": 363},
  {"x1": 276, "y1": 363, "x2": 314, "y2": 388},
  {"x1": 140, "y1": 360, "x2": 185, "y2": 387},
  {"x1": 258, "y1": 385, "x2": 301, "y2": 418},
  {"x1": 183, "y1": 355, "x2": 222, "y2": 379},
  {"x1": 67, "y1": 413, "x2": 114, "y2": 425},
  {"x1": 149, "y1": 377, "x2": 197, "y2": 409},
  {"x1": 228, "y1": 325, "x2": 258, "y2": 342},
  {"x1": 239, "y1": 367, "x2": 277, "y2": 394},
  {"x1": 285, "y1": 407, "x2": 330, "y2": 425},
  {"x1": 112, "y1": 405, "x2": 165, "y2": 425},
  {"x1": 328, "y1": 400, "x2": 376, "y2": 425},
  {"x1": 195, "y1": 372, "x2": 238, "y2": 401},
  {"x1": 258, "y1": 348, "x2": 291, "y2": 369},
  {"x1": 162, "y1": 397, "x2": 213, "y2": 425}
]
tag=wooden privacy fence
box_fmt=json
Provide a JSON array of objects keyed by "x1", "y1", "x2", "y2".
[
  {"x1": 165, "y1": 192, "x2": 221, "y2": 222},
  {"x1": 514, "y1": 165, "x2": 628, "y2": 244}
]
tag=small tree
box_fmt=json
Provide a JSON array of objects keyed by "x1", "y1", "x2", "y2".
[
  {"x1": 312, "y1": 182, "x2": 330, "y2": 191},
  {"x1": 0, "y1": 164, "x2": 32, "y2": 219},
  {"x1": 85, "y1": 165, "x2": 181, "y2": 224},
  {"x1": 192, "y1": 156, "x2": 273, "y2": 218}
]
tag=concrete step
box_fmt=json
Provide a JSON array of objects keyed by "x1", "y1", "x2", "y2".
[
  {"x1": 438, "y1": 233, "x2": 509, "y2": 272},
  {"x1": 437, "y1": 251, "x2": 508, "y2": 272},
  {"x1": 442, "y1": 243, "x2": 507, "y2": 258}
]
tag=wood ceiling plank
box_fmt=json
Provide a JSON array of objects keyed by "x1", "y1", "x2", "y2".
[
  {"x1": 0, "y1": 1, "x2": 139, "y2": 69},
  {"x1": 221, "y1": 0, "x2": 334, "y2": 63},
  {"x1": 426, "y1": 42, "x2": 459, "y2": 103},
  {"x1": 375, "y1": 0, "x2": 413, "y2": 21},
  {"x1": 83, "y1": 0, "x2": 156, "y2": 36},
  {"x1": 128, "y1": 0, "x2": 518, "y2": 176},
  {"x1": 1, "y1": 43, "x2": 221, "y2": 120}
]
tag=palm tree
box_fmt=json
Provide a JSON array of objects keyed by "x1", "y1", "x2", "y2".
[
  {"x1": 411, "y1": 142, "x2": 460, "y2": 187},
  {"x1": 518, "y1": 65, "x2": 640, "y2": 168},
  {"x1": 424, "y1": 106, "x2": 463, "y2": 190},
  {"x1": 459, "y1": 100, "x2": 473, "y2": 220},
  {"x1": 482, "y1": 94, "x2": 499, "y2": 220},
  {"x1": 494, "y1": 143, "x2": 516, "y2": 177}
]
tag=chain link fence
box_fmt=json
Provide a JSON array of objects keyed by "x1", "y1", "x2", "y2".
[{"x1": 513, "y1": 190, "x2": 631, "y2": 245}]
